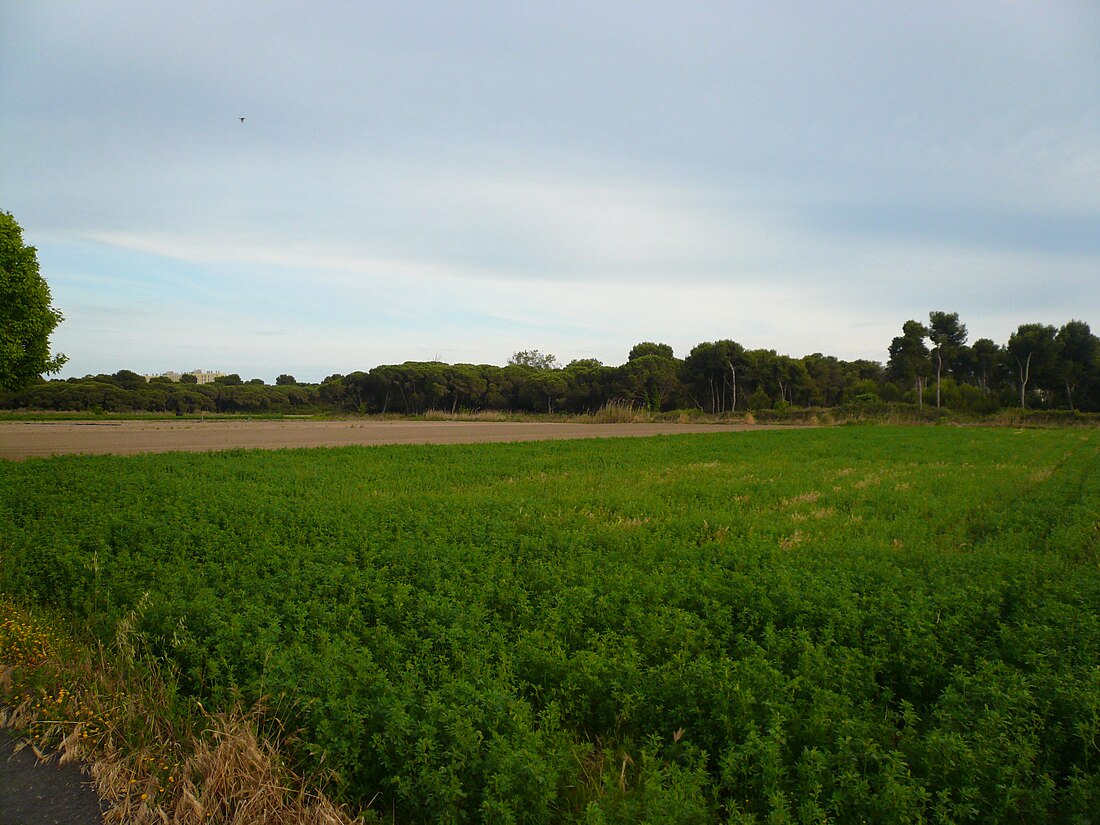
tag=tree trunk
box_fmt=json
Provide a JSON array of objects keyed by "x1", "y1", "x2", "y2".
[
  {"x1": 1066, "y1": 377, "x2": 1075, "y2": 412},
  {"x1": 935, "y1": 351, "x2": 942, "y2": 408},
  {"x1": 726, "y1": 360, "x2": 737, "y2": 413},
  {"x1": 1016, "y1": 353, "x2": 1031, "y2": 409}
]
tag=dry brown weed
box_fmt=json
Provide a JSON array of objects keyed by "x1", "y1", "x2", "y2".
[{"x1": 1, "y1": 600, "x2": 367, "y2": 825}]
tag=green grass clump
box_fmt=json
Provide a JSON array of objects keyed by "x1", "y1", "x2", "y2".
[{"x1": 2, "y1": 427, "x2": 1098, "y2": 823}]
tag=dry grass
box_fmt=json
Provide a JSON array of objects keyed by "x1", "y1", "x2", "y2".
[
  {"x1": 780, "y1": 491, "x2": 821, "y2": 507},
  {"x1": 417, "y1": 408, "x2": 514, "y2": 422},
  {"x1": 779, "y1": 530, "x2": 805, "y2": 549},
  {"x1": 790, "y1": 508, "x2": 835, "y2": 523},
  {"x1": 0, "y1": 599, "x2": 367, "y2": 825},
  {"x1": 163, "y1": 710, "x2": 351, "y2": 825},
  {"x1": 591, "y1": 400, "x2": 652, "y2": 424}
]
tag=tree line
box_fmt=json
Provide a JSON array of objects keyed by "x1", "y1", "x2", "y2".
[
  {"x1": 0, "y1": 371, "x2": 321, "y2": 415},
  {"x1": 4, "y1": 312, "x2": 1098, "y2": 416}
]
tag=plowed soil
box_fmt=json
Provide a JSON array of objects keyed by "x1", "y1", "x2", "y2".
[{"x1": 0, "y1": 419, "x2": 784, "y2": 461}]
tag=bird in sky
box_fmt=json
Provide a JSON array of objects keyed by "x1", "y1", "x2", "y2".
[{"x1": 239, "y1": 117, "x2": 245, "y2": 123}]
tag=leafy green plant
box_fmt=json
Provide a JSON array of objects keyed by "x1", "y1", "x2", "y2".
[{"x1": 2, "y1": 427, "x2": 1098, "y2": 822}]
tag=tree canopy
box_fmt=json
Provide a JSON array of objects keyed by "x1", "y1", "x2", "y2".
[
  {"x1": 509, "y1": 349, "x2": 558, "y2": 371},
  {"x1": 627, "y1": 341, "x2": 675, "y2": 361},
  {"x1": 887, "y1": 321, "x2": 931, "y2": 409},
  {"x1": 0, "y1": 210, "x2": 67, "y2": 390},
  {"x1": 1007, "y1": 324, "x2": 1059, "y2": 410}
]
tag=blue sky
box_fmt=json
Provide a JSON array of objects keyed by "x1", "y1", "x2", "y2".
[{"x1": 3, "y1": 1, "x2": 1098, "y2": 383}]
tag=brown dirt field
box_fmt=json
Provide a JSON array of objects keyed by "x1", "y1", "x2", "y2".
[{"x1": 0, "y1": 419, "x2": 789, "y2": 461}]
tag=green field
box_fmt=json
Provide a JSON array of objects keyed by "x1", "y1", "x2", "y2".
[{"x1": 2, "y1": 427, "x2": 1098, "y2": 823}]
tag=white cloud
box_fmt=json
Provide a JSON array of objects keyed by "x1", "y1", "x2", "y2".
[
  {"x1": 81, "y1": 163, "x2": 786, "y2": 283},
  {"x1": 7, "y1": 1, "x2": 1099, "y2": 381}
]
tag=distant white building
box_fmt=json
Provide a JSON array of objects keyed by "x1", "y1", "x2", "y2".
[
  {"x1": 143, "y1": 370, "x2": 226, "y2": 385},
  {"x1": 189, "y1": 370, "x2": 225, "y2": 385}
]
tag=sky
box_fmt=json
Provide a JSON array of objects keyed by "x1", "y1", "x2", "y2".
[{"x1": 2, "y1": 1, "x2": 1098, "y2": 384}]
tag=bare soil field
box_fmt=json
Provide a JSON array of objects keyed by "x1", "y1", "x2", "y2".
[{"x1": 0, "y1": 419, "x2": 788, "y2": 461}]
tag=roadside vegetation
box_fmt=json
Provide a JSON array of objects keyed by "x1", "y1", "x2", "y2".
[
  {"x1": 2, "y1": 427, "x2": 1098, "y2": 823},
  {"x1": 0, "y1": 599, "x2": 359, "y2": 824}
]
